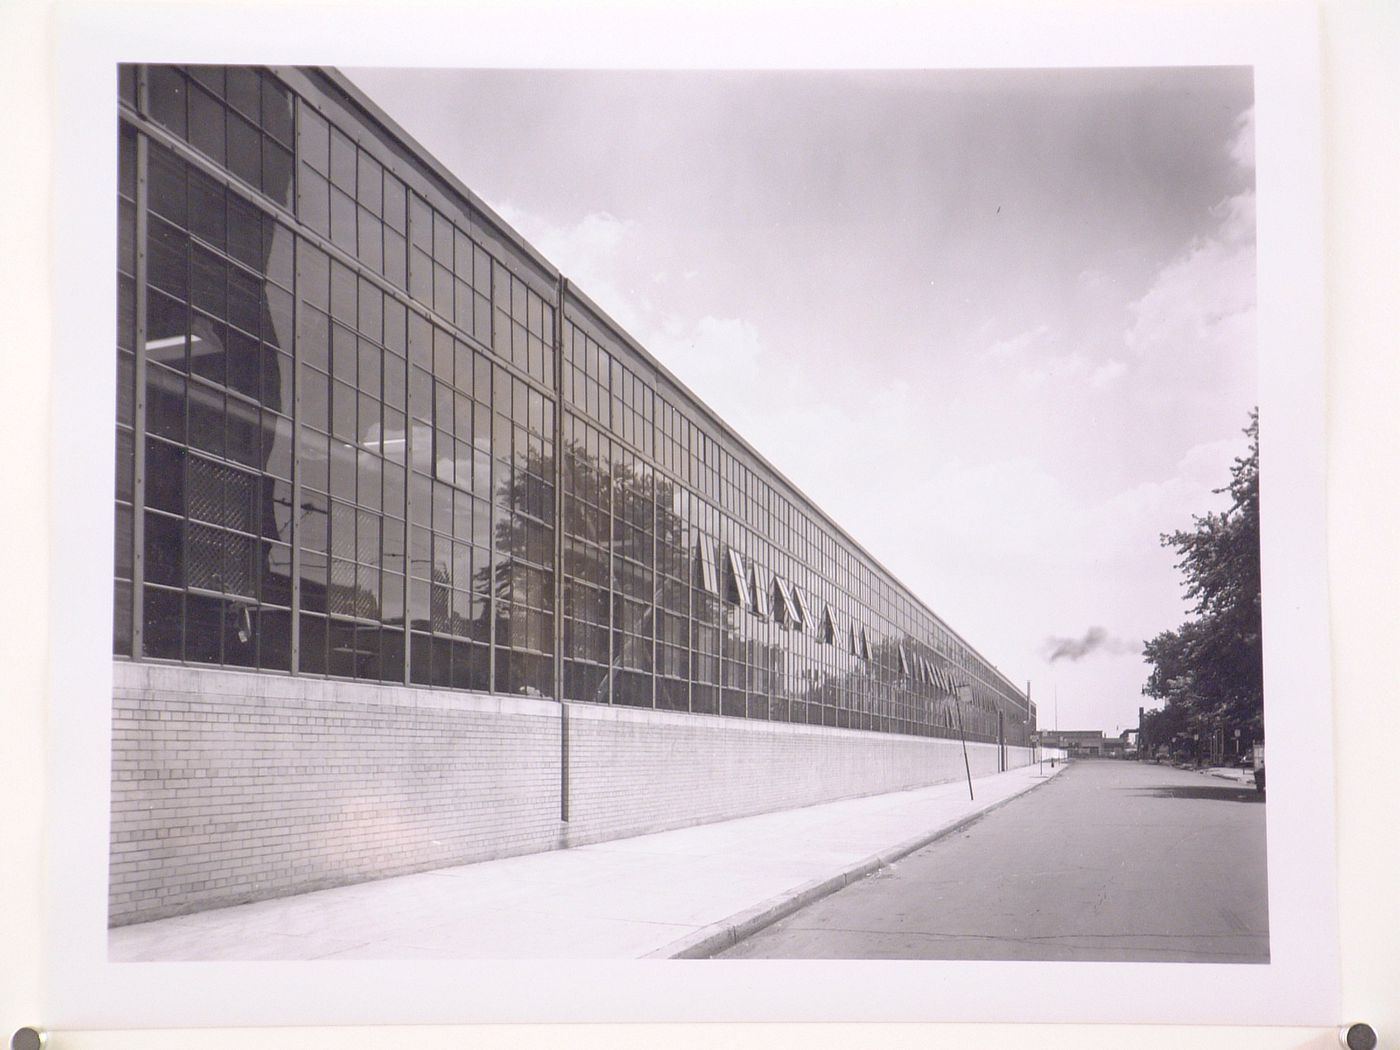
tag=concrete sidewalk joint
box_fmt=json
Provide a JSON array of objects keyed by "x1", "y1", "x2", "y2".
[{"x1": 646, "y1": 766, "x2": 1063, "y2": 959}]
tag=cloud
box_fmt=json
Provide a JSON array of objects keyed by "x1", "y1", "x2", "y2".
[
  {"x1": 1123, "y1": 104, "x2": 1256, "y2": 376},
  {"x1": 1015, "y1": 351, "x2": 1087, "y2": 387},
  {"x1": 1012, "y1": 351, "x2": 1126, "y2": 390},
  {"x1": 1089, "y1": 359, "x2": 1127, "y2": 388},
  {"x1": 496, "y1": 205, "x2": 634, "y2": 269},
  {"x1": 1229, "y1": 105, "x2": 1255, "y2": 172},
  {"x1": 982, "y1": 329, "x2": 1126, "y2": 391},
  {"x1": 493, "y1": 204, "x2": 650, "y2": 334},
  {"x1": 1214, "y1": 189, "x2": 1256, "y2": 245},
  {"x1": 1123, "y1": 190, "x2": 1255, "y2": 365},
  {"x1": 648, "y1": 313, "x2": 769, "y2": 429},
  {"x1": 1076, "y1": 268, "x2": 1110, "y2": 290},
  {"x1": 983, "y1": 324, "x2": 1050, "y2": 362},
  {"x1": 492, "y1": 201, "x2": 797, "y2": 464}
]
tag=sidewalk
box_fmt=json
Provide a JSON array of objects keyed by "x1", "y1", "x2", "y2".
[
  {"x1": 1202, "y1": 765, "x2": 1254, "y2": 786},
  {"x1": 109, "y1": 761, "x2": 1065, "y2": 962}
]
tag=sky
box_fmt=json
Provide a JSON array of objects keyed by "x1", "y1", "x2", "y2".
[{"x1": 346, "y1": 65, "x2": 1257, "y2": 737}]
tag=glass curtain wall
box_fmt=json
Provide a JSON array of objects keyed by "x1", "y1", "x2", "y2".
[{"x1": 115, "y1": 64, "x2": 1031, "y2": 747}]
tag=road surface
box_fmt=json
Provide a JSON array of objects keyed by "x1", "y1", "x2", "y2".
[{"x1": 718, "y1": 759, "x2": 1269, "y2": 962}]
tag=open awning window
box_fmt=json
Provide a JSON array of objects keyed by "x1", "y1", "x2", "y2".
[
  {"x1": 750, "y1": 565, "x2": 772, "y2": 618},
  {"x1": 695, "y1": 535, "x2": 719, "y2": 596},
  {"x1": 772, "y1": 576, "x2": 797, "y2": 627},
  {"x1": 725, "y1": 548, "x2": 751, "y2": 609},
  {"x1": 789, "y1": 584, "x2": 811, "y2": 632}
]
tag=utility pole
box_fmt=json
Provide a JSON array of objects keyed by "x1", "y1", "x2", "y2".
[{"x1": 954, "y1": 684, "x2": 975, "y2": 801}]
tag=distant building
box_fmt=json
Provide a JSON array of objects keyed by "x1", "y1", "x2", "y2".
[{"x1": 1037, "y1": 730, "x2": 1107, "y2": 755}]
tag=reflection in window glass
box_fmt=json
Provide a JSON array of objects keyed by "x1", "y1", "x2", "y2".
[{"x1": 115, "y1": 65, "x2": 1028, "y2": 740}]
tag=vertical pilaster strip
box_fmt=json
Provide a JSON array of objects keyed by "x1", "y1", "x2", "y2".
[
  {"x1": 554, "y1": 276, "x2": 569, "y2": 821},
  {"x1": 399, "y1": 342, "x2": 411, "y2": 689},
  {"x1": 288, "y1": 88, "x2": 302, "y2": 676},
  {"x1": 402, "y1": 346, "x2": 415, "y2": 686},
  {"x1": 553, "y1": 276, "x2": 566, "y2": 702},
  {"x1": 485, "y1": 263, "x2": 496, "y2": 694},
  {"x1": 649, "y1": 385, "x2": 658, "y2": 710},
  {"x1": 130, "y1": 69, "x2": 149, "y2": 658},
  {"x1": 282, "y1": 84, "x2": 302, "y2": 674},
  {"x1": 402, "y1": 434, "x2": 415, "y2": 685}
]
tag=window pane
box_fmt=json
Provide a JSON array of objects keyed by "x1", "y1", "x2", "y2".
[
  {"x1": 145, "y1": 365, "x2": 186, "y2": 442},
  {"x1": 330, "y1": 187, "x2": 356, "y2": 253},
  {"x1": 297, "y1": 241, "x2": 329, "y2": 310},
  {"x1": 300, "y1": 364, "x2": 328, "y2": 432},
  {"x1": 147, "y1": 66, "x2": 187, "y2": 138},
  {"x1": 383, "y1": 172, "x2": 406, "y2": 232},
  {"x1": 298, "y1": 165, "x2": 328, "y2": 237},
  {"x1": 257, "y1": 608, "x2": 292, "y2": 671},
  {"x1": 227, "y1": 110, "x2": 261, "y2": 187},
  {"x1": 226, "y1": 193, "x2": 261, "y2": 270},
  {"x1": 188, "y1": 84, "x2": 225, "y2": 165},
  {"x1": 261, "y1": 74, "x2": 295, "y2": 146},
  {"x1": 226, "y1": 66, "x2": 259, "y2": 120},
  {"x1": 142, "y1": 585, "x2": 183, "y2": 659},
  {"x1": 143, "y1": 511, "x2": 183, "y2": 587},
  {"x1": 357, "y1": 151, "x2": 382, "y2": 212},
  {"x1": 299, "y1": 104, "x2": 329, "y2": 174},
  {"x1": 357, "y1": 449, "x2": 382, "y2": 513},
  {"x1": 300, "y1": 427, "x2": 329, "y2": 493},
  {"x1": 148, "y1": 217, "x2": 188, "y2": 299},
  {"x1": 187, "y1": 169, "x2": 226, "y2": 251},
  {"x1": 329, "y1": 127, "x2": 356, "y2": 193},
  {"x1": 262, "y1": 138, "x2": 294, "y2": 209},
  {"x1": 187, "y1": 65, "x2": 224, "y2": 96},
  {"x1": 299, "y1": 611, "x2": 327, "y2": 674}
]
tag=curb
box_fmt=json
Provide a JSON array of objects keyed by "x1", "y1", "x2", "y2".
[
  {"x1": 644, "y1": 764, "x2": 1065, "y2": 959},
  {"x1": 1205, "y1": 769, "x2": 1250, "y2": 784}
]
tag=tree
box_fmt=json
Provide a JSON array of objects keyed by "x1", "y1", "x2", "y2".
[{"x1": 1142, "y1": 411, "x2": 1263, "y2": 747}]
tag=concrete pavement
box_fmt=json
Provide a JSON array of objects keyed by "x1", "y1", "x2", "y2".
[
  {"x1": 719, "y1": 758, "x2": 1270, "y2": 963},
  {"x1": 109, "y1": 759, "x2": 1064, "y2": 962}
]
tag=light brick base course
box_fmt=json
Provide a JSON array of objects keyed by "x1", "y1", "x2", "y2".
[{"x1": 111, "y1": 662, "x2": 1033, "y2": 925}]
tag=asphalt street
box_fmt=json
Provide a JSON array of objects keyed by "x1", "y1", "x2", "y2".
[{"x1": 718, "y1": 758, "x2": 1269, "y2": 962}]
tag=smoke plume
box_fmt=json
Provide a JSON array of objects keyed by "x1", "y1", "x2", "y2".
[{"x1": 1043, "y1": 626, "x2": 1141, "y2": 663}]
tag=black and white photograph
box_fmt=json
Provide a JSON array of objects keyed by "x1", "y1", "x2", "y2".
[
  {"x1": 22, "y1": 1, "x2": 1377, "y2": 1039},
  {"x1": 106, "y1": 61, "x2": 1269, "y2": 968}
]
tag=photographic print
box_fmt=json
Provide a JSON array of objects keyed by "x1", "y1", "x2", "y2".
[
  {"x1": 106, "y1": 63, "x2": 1265, "y2": 967},
  {"x1": 40, "y1": 1, "x2": 1338, "y2": 1031}
]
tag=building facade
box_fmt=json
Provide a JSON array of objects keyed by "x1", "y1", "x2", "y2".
[
  {"x1": 111, "y1": 65, "x2": 1038, "y2": 924},
  {"x1": 1036, "y1": 730, "x2": 1108, "y2": 755}
]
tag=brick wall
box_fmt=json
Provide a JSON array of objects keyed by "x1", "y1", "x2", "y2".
[
  {"x1": 560, "y1": 702, "x2": 1003, "y2": 847},
  {"x1": 111, "y1": 662, "x2": 1033, "y2": 925}
]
